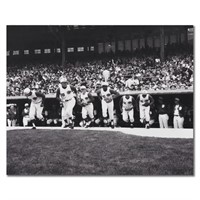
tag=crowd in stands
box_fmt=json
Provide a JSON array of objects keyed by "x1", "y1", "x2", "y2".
[{"x1": 7, "y1": 46, "x2": 193, "y2": 96}]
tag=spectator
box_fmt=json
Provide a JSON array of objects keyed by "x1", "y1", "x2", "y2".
[
  {"x1": 125, "y1": 74, "x2": 140, "y2": 91},
  {"x1": 7, "y1": 48, "x2": 193, "y2": 96}
]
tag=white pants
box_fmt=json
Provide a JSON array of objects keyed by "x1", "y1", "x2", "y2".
[
  {"x1": 101, "y1": 100, "x2": 114, "y2": 120},
  {"x1": 23, "y1": 116, "x2": 30, "y2": 127},
  {"x1": 139, "y1": 105, "x2": 150, "y2": 122},
  {"x1": 7, "y1": 119, "x2": 17, "y2": 127},
  {"x1": 158, "y1": 114, "x2": 169, "y2": 128},
  {"x1": 82, "y1": 103, "x2": 94, "y2": 119},
  {"x1": 173, "y1": 116, "x2": 184, "y2": 128},
  {"x1": 122, "y1": 108, "x2": 134, "y2": 122},
  {"x1": 62, "y1": 97, "x2": 76, "y2": 120},
  {"x1": 29, "y1": 102, "x2": 44, "y2": 120},
  {"x1": 47, "y1": 119, "x2": 58, "y2": 125}
]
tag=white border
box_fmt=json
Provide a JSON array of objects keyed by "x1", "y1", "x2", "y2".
[{"x1": 1, "y1": 0, "x2": 200, "y2": 200}]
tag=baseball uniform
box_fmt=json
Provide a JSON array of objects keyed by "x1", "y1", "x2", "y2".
[
  {"x1": 120, "y1": 95, "x2": 135, "y2": 123},
  {"x1": 56, "y1": 84, "x2": 76, "y2": 127}
]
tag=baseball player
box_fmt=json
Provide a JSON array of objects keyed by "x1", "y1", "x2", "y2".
[
  {"x1": 173, "y1": 98, "x2": 185, "y2": 128},
  {"x1": 77, "y1": 85, "x2": 95, "y2": 127},
  {"x1": 93, "y1": 81, "x2": 103, "y2": 126},
  {"x1": 96, "y1": 82, "x2": 120, "y2": 128},
  {"x1": 119, "y1": 93, "x2": 136, "y2": 128},
  {"x1": 56, "y1": 77, "x2": 77, "y2": 129},
  {"x1": 136, "y1": 90, "x2": 154, "y2": 128},
  {"x1": 24, "y1": 88, "x2": 45, "y2": 129},
  {"x1": 95, "y1": 81, "x2": 102, "y2": 92},
  {"x1": 22, "y1": 103, "x2": 30, "y2": 127},
  {"x1": 149, "y1": 103, "x2": 156, "y2": 127},
  {"x1": 156, "y1": 96, "x2": 169, "y2": 128}
]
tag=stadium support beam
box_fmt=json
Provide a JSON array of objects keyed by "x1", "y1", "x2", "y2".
[
  {"x1": 160, "y1": 27, "x2": 165, "y2": 61},
  {"x1": 130, "y1": 36, "x2": 133, "y2": 53},
  {"x1": 178, "y1": 31, "x2": 181, "y2": 44},
  {"x1": 138, "y1": 38, "x2": 140, "y2": 49},
  {"x1": 152, "y1": 37, "x2": 155, "y2": 48},
  {"x1": 168, "y1": 34, "x2": 171, "y2": 45},
  {"x1": 144, "y1": 35, "x2": 147, "y2": 48},
  {"x1": 103, "y1": 42, "x2": 106, "y2": 53},
  {"x1": 61, "y1": 35, "x2": 66, "y2": 66},
  {"x1": 185, "y1": 27, "x2": 188, "y2": 44},
  {"x1": 115, "y1": 38, "x2": 118, "y2": 53}
]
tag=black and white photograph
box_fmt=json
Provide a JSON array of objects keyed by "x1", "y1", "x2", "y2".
[{"x1": 6, "y1": 25, "x2": 194, "y2": 176}]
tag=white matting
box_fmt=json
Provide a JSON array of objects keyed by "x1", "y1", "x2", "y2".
[{"x1": 7, "y1": 127, "x2": 193, "y2": 139}]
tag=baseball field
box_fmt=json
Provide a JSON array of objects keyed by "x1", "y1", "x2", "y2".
[{"x1": 7, "y1": 128, "x2": 193, "y2": 175}]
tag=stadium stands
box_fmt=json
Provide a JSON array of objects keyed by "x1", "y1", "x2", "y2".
[{"x1": 7, "y1": 52, "x2": 193, "y2": 96}]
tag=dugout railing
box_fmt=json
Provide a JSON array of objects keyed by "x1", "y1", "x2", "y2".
[{"x1": 7, "y1": 89, "x2": 193, "y2": 128}]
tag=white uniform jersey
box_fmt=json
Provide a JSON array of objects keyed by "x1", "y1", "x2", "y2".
[
  {"x1": 123, "y1": 96, "x2": 133, "y2": 110},
  {"x1": 139, "y1": 94, "x2": 150, "y2": 106},
  {"x1": 23, "y1": 108, "x2": 29, "y2": 116},
  {"x1": 28, "y1": 90, "x2": 42, "y2": 104},
  {"x1": 80, "y1": 92, "x2": 90, "y2": 104},
  {"x1": 101, "y1": 88, "x2": 113, "y2": 102},
  {"x1": 174, "y1": 105, "x2": 182, "y2": 115},
  {"x1": 59, "y1": 85, "x2": 74, "y2": 101}
]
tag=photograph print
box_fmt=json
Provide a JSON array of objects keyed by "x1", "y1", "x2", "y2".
[{"x1": 6, "y1": 25, "x2": 194, "y2": 175}]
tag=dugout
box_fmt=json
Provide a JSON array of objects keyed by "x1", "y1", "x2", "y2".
[{"x1": 7, "y1": 89, "x2": 193, "y2": 128}]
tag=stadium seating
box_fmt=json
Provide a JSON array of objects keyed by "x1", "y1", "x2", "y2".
[{"x1": 7, "y1": 53, "x2": 193, "y2": 96}]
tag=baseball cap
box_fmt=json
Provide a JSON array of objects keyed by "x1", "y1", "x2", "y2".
[
  {"x1": 60, "y1": 77, "x2": 67, "y2": 83},
  {"x1": 142, "y1": 90, "x2": 148, "y2": 94},
  {"x1": 24, "y1": 88, "x2": 31, "y2": 95},
  {"x1": 80, "y1": 85, "x2": 86, "y2": 90},
  {"x1": 96, "y1": 81, "x2": 101, "y2": 85},
  {"x1": 101, "y1": 82, "x2": 108, "y2": 86},
  {"x1": 25, "y1": 103, "x2": 29, "y2": 107},
  {"x1": 175, "y1": 98, "x2": 180, "y2": 101}
]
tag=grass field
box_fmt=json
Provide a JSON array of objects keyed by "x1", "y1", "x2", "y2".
[{"x1": 7, "y1": 129, "x2": 193, "y2": 175}]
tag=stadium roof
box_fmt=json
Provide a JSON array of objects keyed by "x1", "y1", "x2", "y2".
[{"x1": 7, "y1": 25, "x2": 193, "y2": 50}]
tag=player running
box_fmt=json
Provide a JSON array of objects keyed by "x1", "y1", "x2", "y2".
[
  {"x1": 96, "y1": 82, "x2": 120, "y2": 128},
  {"x1": 56, "y1": 77, "x2": 77, "y2": 129},
  {"x1": 119, "y1": 92, "x2": 136, "y2": 128},
  {"x1": 24, "y1": 88, "x2": 45, "y2": 129},
  {"x1": 77, "y1": 85, "x2": 95, "y2": 128},
  {"x1": 136, "y1": 90, "x2": 154, "y2": 129}
]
